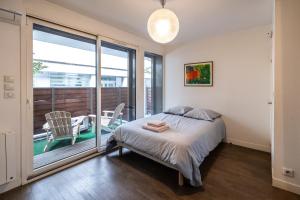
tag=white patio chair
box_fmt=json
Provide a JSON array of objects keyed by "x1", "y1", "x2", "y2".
[
  {"x1": 101, "y1": 103, "x2": 125, "y2": 132},
  {"x1": 71, "y1": 116, "x2": 89, "y2": 133},
  {"x1": 43, "y1": 111, "x2": 82, "y2": 152}
]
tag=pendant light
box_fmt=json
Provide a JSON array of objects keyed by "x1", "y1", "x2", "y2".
[{"x1": 147, "y1": 0, "x2": 179, "y2": 44}]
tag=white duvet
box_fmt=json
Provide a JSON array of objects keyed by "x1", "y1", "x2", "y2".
[{"x1": 108, "y1": 113, "x2": 226, "y2": 186}]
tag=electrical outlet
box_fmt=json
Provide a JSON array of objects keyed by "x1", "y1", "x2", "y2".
[{"x1": 283, "y1": 168, "x2": 295, "y2": 178}]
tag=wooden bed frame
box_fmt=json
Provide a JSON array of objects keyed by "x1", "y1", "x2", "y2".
[{"x1": 117, "y1": 142, "x2": 184, "y2": 186}]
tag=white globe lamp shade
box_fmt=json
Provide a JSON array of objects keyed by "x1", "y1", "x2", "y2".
[{"x1": 147, "y1": 8, "x2": 179, "y2": 44}]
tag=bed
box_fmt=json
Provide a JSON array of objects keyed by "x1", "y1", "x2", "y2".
[{"x1": 107, "y1": 112, "x2": 226, "y2": 186}]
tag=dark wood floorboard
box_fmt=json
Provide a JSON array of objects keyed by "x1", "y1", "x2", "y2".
[{"x1": 1, "y1": 143, "x2": 300, "y2": 200}]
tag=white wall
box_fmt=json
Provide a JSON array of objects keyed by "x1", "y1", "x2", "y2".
[
  {"x1": 272, "y1": 0, "x2": 300, "y2": 195},
  {"x1": 0, "y1": 22, "x2": 21, "y2": 193},
  {"x1": 0, "y1": 0, "x2": 23, "y2": 193},
  {"x1": 165, "y1": 25, "x2": 272, "y2": 152},
  {"x1": 0, "y1": 0, "x2": 23, "y2": 12}
]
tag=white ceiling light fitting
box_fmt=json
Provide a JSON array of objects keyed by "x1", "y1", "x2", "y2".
[{"x1": 147, "y1": 0, "x2": 179, "y2": 44}]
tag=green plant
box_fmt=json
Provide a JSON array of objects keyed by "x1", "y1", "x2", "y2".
[
  {"x1": 144, "y1": 65, "x2": 151, "y2": 74},
  {"x1": 33, "y1": 61, "x2": 47, "y2": 74}
]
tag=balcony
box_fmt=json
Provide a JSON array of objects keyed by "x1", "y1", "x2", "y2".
[
  {"x1": 33, "y1": 87, "x2": 151, "y2": 169},
  {"x1": 31, "y1": 26, "x2": 148, "y2": 169},
  {"x1": 33, "y1": 87, "x2": 129, "y2": 168}
]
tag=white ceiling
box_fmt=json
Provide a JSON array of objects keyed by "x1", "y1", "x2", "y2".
[{"x1": 46, "y1": 0, "x2": 273, "y2": 46}]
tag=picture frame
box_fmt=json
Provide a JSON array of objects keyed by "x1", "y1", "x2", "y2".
[{"x1": 184, "y1": 61, "x2": 213, "y2": 86}]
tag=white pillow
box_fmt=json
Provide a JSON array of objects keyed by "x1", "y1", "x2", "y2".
[
  {"x1": 164, "y1": 106, "x2": 193, "y2": 116},
  {"x1": 184, "y1": 108, "x2": 221, "y2": 121}
]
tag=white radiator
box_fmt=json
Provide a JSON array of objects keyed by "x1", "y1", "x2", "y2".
[{"x1": 0, "y1": 131, "x2": 16, "y2": 185}]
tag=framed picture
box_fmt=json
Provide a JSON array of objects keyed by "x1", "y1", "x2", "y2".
[{"x1": 184, "y1": 61, "x2": 213, "y2": 86}]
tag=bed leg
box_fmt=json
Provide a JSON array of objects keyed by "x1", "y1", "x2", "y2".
[
  {"x1": 178, "y1": 172, "x2": 184, "y2": 186},
  {"x1": 119, "y1": 146, "x2": 123, "y2": 156}
]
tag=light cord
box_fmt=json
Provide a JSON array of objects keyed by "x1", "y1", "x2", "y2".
[{"x1": 161, "y1": 0, "x2": 166, "y2": 8}]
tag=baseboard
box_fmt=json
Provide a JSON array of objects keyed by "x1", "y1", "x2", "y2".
[
  {"x1": 0, "y1": 178, "x2": 21, "y2": 194},
  {"x1": 273, "y1": 177, "x2": 300, "y2": 195},
  {"x1": 226, "y1": 138, "x2": 270, "y2": 153}
]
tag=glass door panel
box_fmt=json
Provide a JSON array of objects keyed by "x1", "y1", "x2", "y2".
[
  {"x1": 144, "y1": 53, "x2": 163, "y2": 116},
  {"x1": 144, "y1": 56, "x2": 153, "y2": 117},
  {"x1": 32, "y1": 24, "x2": 97, "y2": 169},
  {"x1": 100, "y1": 41, "x2": 136, "y2": 145}
]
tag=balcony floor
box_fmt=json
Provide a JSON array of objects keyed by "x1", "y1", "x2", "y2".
[{"x1": 33, "y1": 133, "x2": 111, "y2": 169}]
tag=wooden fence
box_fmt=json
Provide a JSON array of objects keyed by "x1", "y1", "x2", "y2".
[
  {"x1": 33, "y1": 87, "x2": 152, "y2": 134},
  {"x1": 34, "y1": 87, "x2": 128, "y2": 133},
  {"x1": 145, "y1": 87, "x2": 152, "y2": 115}
]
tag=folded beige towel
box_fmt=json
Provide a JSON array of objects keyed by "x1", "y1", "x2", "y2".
[
  {"x1": 147, "y1": 120, "x2": 166, "y2": 127},
  {"x1": 142, "y1": 124, "x2": 169, "y2": 132}
]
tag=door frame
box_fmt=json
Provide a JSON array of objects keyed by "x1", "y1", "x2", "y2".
[
  {"x1": 21, "y1": 17, "x2": 100, "y2": 183},
  {"x1": 21, "y1": 17, "x2": 141, "y2": 184}
]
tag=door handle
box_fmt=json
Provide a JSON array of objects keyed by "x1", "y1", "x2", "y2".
[{"x1": 26, "y1": 98, "x2": 32, "y2": 109}]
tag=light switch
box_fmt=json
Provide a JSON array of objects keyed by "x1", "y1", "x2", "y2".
[
  {"x1": 4, "y1": 84, "x2": 14, "y2": 91},
  {"x1": 3, "y1": 76, "x2": 15, "y2": 99},
  {"x1": 4, "y1": 76, "x2": 14, "y2": 83}
]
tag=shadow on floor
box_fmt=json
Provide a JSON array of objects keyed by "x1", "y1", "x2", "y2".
[{"x1": 107, "y1": 142, "x2": 225, "y2": 195}]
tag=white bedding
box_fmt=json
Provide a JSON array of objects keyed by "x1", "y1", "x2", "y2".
[{"x1": 108, "y1": 113, "x2": 226, "y2": 186}]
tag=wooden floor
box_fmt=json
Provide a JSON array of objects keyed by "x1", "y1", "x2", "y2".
[{"x1": 2, "y1": 143, "x2": 300, "y2": 200}]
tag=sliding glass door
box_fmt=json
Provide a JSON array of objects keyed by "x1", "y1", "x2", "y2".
[
  {"x1": 100, "y1": 41, "x2": 136, "y2": 145},
  {"x1": 32, "y1": 24, "x2": 98, "y2": 169},
  {"x1": 144, "y1": 56, "x2": 153, "y2": 117},
  {"x1": 27, "y1": 18, "x2": 140, "y2": 179},
  {"x1": 144, "y1": 53, "x2": 163, "y2": 116}
]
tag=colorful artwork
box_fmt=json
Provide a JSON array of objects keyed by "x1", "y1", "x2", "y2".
[{"x1": 184, "y1": 61, "x2": 213, "y2": 86}]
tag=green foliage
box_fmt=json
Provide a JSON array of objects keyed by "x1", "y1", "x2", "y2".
[
  {"x1": 33, "y1": 61, "x2": 47, "y2": 74},
  {"x1": 144, "y1": 65, "x2": 151, "y2": 74}
]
